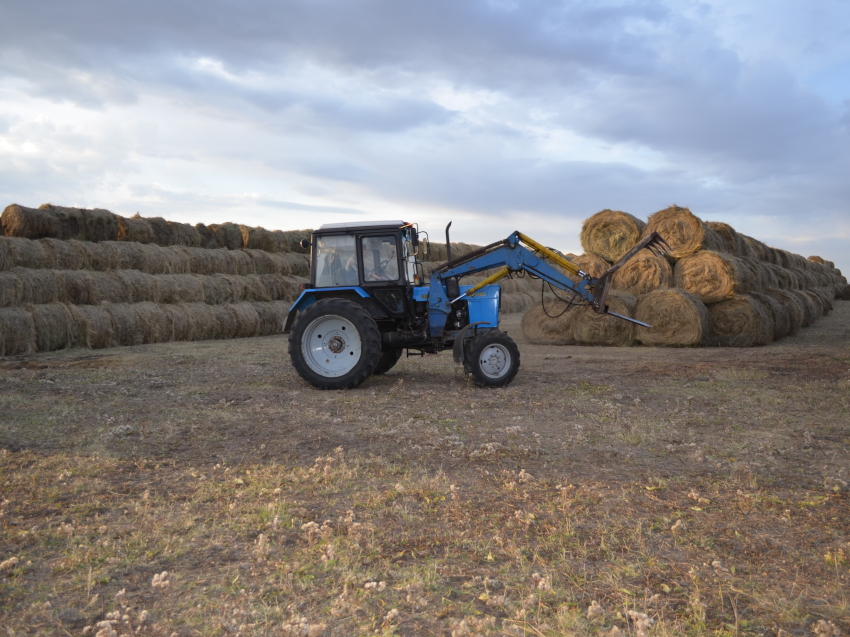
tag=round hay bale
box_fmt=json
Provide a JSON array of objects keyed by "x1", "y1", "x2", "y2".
[
  {"x1": 168, "y1": 221, "x2": 201, "y2": 247},
  {"x1": 182, "y1": 247, "x2": 215, "y2": 275},
  {"x1": 740, "y1": 236, "x2": 769, "y2": 262},
  {"x1": 208, "y1": 223, "x2": 244, "y2": 250},
  {"x1": 195, "y1": 223, "x2": 219, "y2": 249},
  {"x1": 161, "y1": 303, "x2": 195, "y2": 341},
  {"x1": 253, "y1": 301, "x2": 288, "y2": 335},
  {"x1": 241, "y1": 226, "x2": 283, "y2": 252},
  {"x1": 105, "y1": 304, "x2": 144, "y2": 346},
  {"x1": 642, "y1": 205, "x2": 724, "y2": 259},
  {"x1": 838, "y1": 285, "x2": 850, "y2": 301},
  {"x1": 0, "y1": 271, "x2": 24, "y2": 307},
  {"x1": 31, "y1": 303, "x2": 85, "y2": 351},
  {"x1": 521, "y1": 299, "x2": 581, "y2": 345},
  {"x1": 211, "y1": 304, "x2": 237, "y2": 339},
  {"x1": 258, "y1": 274, "x2": 302, "y2": 302},
  {"x1": 705, "y1": 221, "x2": 745, "y2": 256},
  {"x1": 673, "y1": 251, "x2": 754, "y2": 303},
  {"x1": 500, "y1": 291, "x2": 537, "y2": 314},
  {"x1": 91, "y1": 272, "x2": 128, "y2": 304},
  {"x1": 421, "y1": 241, "x2": 477, "y2": 262},
  {"x1": 70, "y1": 303, "x2": 116, "y2": 349},
  {"x1": 132, "y1": 302, "x2": 171, "y2": 344},
  {"x1": 116, "y1": 270, "x2": 159, "y2": 304},
  {"x1": 2, "y1": 204, "x2": 68, "y2": 239},
  {"x1": 0, "y1": 237, "x2": 12, "y2": 271},
  {"x1": 245, "y1": 249, "x2": 277, "y2": 275},
  {"x1": 240, "y1": 275, "x2": 272, "y2": 302},
  {"x1": 4, "y1": 236, "x2": 48, "y2": 269},
  {"x1": 182, "y1": 303, "x2": 220, "y2": 340},
  {"x1": 707, "y1": 296, "x2": 772, "y2": 347},
  {"x1": 263, "y1": 252, "x2": 293, "y2": 276},
  {"x1": 611, "y1": 250, "x2": 673, "y2": 296},
  {"x1": 786, "y1": 290, "x2": 818, "y2": 327},
  {"x1": 801, "y1": 289, "x2": 824, "y2": 318},
  {"x1": 0, "y1": 306, "x2": 36, "y2": 355},
  {"x1": 573, "y1": 291, "x2": 637, "y2": 346},
  {"x1": 137, "y1": 243, "x2": 190, "y2": 275},
  {"x1": 84, "y1": 241, "x2": 120, "y2": 270},
  {"x1": 113, "y1": 241, "x2": 149, "y2": 271},
  {"x1": 579, "y1": 209, "x2": 646, "y2": 263},
  {"x1": 634, "y1": 289, "x2": 709, "y2": 347},
  {"x1": 764, "y1": 289, "x2": 803, "y2": 334},
  {"x1": 761, "y1": 247, "x2": 781, "y2": 266},
  {"x1": 810, "y1": 287, "x2": 833, "y2": 314},
  {"x1": 200, "y1": 275, "x2": 234, "y2": 305},
  {"x1": 278, "y1": 230, "x2": 313, "y2": 254},
  {"x1": 156, "y1": 274, "x2": 205, "y2": 304},
  {"x1": 807, "y1": 255, "x2": 825, "y2": 265},
  {"x1": 117, "y1": 215, "x2": 156, "y2": 244},
  {"x1": 285, "y1": 253, "x2": 311, "y2": 277},
  {"x1": 564, "y1": 252, "x2": 608, "y2": 284},
  {"x1": 227, "y1": 250, "x2": 253, "y2": 276},
  {"x1": 16, "y1": 269, "x2": 62, "y2": 304},
  {"x1": 145, "y1": 217, "x2": 173, "y2": 246},
  {"x1": 60, "y1": 270, "x2": 98, "y2": 305},
  {"x1": 32, "y1": 204, "x2": 119, "y2": 242},
  {"x1": 40, "y1": 238, "x2": 87, "y2": 270},
  {"x1": 227, "y1": 302, "x2": 261, "y2": 338},
  {"x1": 754, "y1": 261, "x2": 779, "y2": 290},
  {"x1": 82, "y1": 207, "x2": 120, "y2": 242},
  {"x1": 750, "y1": 292, "x2": 790, "y2": 340}
]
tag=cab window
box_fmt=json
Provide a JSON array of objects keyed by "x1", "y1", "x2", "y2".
[
  {"x1": 314, "y1": 235, "x2": 358, "y2": 287},
  {"x1": 360, "y1": 236, "x2": 399, "y2": 282}
]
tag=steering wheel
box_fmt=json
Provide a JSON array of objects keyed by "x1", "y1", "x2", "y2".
[{"x1": 368, "y1": 259, "x2": 392, "y2": 281}]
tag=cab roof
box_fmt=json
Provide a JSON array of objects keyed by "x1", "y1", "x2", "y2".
[{"x1": 317, "y1": 220, "x2": 406, "y2": 231}]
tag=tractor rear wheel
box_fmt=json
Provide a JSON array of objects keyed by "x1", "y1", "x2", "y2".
[
  {"x1": 289, "y1": 298, "x2": 381, "y2": 389},
  {"x1": 373, "y1": 348, "x2": 403, "y2": 375},
  {"x1": 464, "y1": 330, "x2": 520, "y2": 388}
]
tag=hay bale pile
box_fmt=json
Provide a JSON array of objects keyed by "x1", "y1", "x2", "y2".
[
  {"x1": 523, "y1": 205, "x2": 847, "y2": 347},
  {"x1": 2, "y1": 204, "x2": 311, "y2": 253},
  {"x1": 1, "y1": 226, "x2": 310, "y2": 355}
]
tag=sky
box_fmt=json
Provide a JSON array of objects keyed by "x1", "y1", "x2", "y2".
[{"x1": 1, "y1": 0, "x2": 848, "y2": 274}]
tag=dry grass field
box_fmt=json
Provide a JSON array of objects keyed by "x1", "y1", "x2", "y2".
[{"x1": 1, "y1": 303, "x2": 849, "y2": 636}]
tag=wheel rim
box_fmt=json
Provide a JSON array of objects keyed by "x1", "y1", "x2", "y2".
[
  {"x1": 478, "y1": 344, "x2": 511, "y2": 379},
  {"x1": 302, "y1": 314, "x2": 362, "y2": 377}
]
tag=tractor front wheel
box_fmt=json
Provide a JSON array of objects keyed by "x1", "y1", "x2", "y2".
[
  {"x1": 464, "y1": 330, "x2": 520, "y2": 388},
  {"x1": 288, "y1": 298, "x2": 382, "y2": 389}
]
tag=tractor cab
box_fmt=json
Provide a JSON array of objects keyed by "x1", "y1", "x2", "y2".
[
  {"x1": 285, "y1": 221, "x2": 424, "y2": 330},
  {"x1": 310, "y1": 220, "x2": 421, "y2": 292}
]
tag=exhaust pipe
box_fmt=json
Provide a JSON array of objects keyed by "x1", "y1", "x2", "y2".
[{"x1": 445, "y1": 221, "x2": 452, "y2": 261}]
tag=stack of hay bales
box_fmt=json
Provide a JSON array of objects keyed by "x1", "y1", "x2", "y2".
[
  {"x1": 1, "y1": 204, "x2": 311, "y2": 253},
  {"x1": 0, "y1": 232, "x2": 310, "y2": 355},
  {"x1": 523, "y1": 206, "x2": 847, "y2": 347}
]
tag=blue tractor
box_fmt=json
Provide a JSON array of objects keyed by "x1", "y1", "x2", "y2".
[{"x1": 284, "y1": 220, "x2": 669, "y2": 389}]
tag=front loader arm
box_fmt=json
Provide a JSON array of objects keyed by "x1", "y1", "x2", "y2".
[{"x1": 428, "y1": 230, "x2": 670, "y2": 336}]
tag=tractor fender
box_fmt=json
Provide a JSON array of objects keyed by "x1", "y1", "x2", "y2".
[
  {"x1": 284, "y1": 287, "x2": 382, "y2": 334},
  {"x1": 453, "y1": 322, "x2": 488, "y2": 363}
]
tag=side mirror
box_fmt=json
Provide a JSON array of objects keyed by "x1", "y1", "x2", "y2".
[{"x1": 300, "y1": 238, "x2": 311, "y2": 250}]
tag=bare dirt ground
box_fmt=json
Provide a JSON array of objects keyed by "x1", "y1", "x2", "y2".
[{"x1": 1, "y1": 303, "x2": 849, "y2": 636}]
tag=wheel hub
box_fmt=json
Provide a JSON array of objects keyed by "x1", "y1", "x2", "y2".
[
  {"x1": 327, "y1": 335, "x2": 346, "y2": 354},
  {"x1": 480, "y1": 344, "x2": 509, "y2": 377}
]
